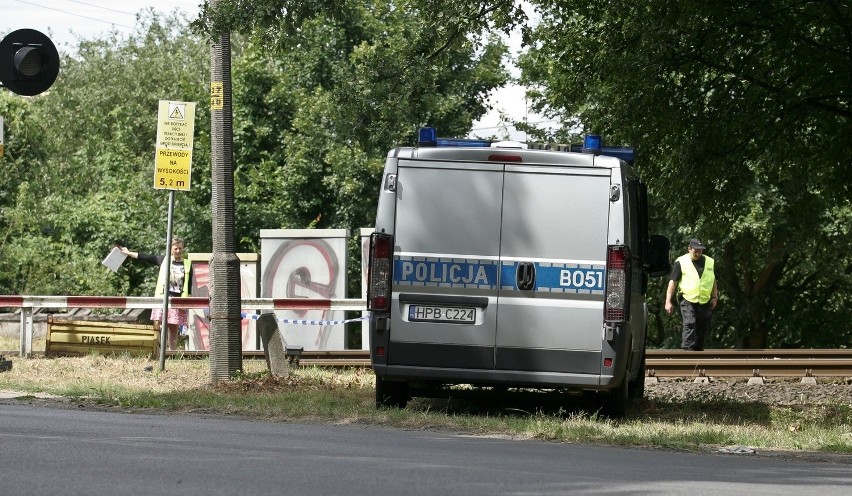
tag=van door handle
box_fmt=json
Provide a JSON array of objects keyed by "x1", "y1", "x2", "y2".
[{"x1": 516, "y1": 262, "x2": 536, "y2": 291}]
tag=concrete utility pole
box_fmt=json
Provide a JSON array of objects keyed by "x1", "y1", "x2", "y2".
[{"x1": 208, "y1": 0, "x2": 242, "y2": 383}]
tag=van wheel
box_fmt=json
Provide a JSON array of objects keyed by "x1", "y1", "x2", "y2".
[
  {"x1": 628, "y1": 349, "x2": 646, "y2": 400},
  {"x1": 599, "y1": 376, "x2": 628, "y2": 419},
  {"x1": 375, "y1": 377, "x2": 409, "y2": 409}
]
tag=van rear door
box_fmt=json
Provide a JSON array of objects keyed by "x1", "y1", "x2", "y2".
[
  {"x1": 496, "y1": 165, "x2": 612, "y2": 376},
  {"x1": 389, "y1": 159, "x2": 502, "y2": 369}
]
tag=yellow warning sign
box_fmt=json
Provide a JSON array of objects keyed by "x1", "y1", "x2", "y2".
[
  {"x1": 154, "y1": 100, "x2": 195, "y2": 191},
  {"x1": 169, "y1": 105, "x2": 185, "y2": 119}
]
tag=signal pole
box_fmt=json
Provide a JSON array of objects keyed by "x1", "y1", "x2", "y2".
[{"x1": 209, "y1": 0, "x2": 242, "y2": 383}]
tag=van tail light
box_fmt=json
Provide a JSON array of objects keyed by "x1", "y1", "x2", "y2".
[
  {"x1": 367, "y1": 232, "x2": 393, "y2": 312},
  {"x1": 488, "y1": 154, "x2": 523, "y2": 162},
  {"x1": 604, "y1": 245, "x2": 631, "y2": 323}
]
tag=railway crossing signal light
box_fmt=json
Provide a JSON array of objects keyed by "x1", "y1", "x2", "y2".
[{"x1": 0, "y1": 29, "x2": 60, "y2": 96}]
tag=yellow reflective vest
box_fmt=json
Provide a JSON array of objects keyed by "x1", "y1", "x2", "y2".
[
  {"x1": 155, "y1": 258, "x2": 192, "y2": 297},
  {"x1": 676, "y1": 254, "x2": 715, "y2": 304}
]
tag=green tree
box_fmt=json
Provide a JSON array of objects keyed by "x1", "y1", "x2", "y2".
[
  {"x1": 0, "y1": 10, "x2": 211, "y2": 297},
  {"x1": 1, "y1": 3, "x2": 512, "y2": 301},
  {"x1": 519, "y1": 0, "x2": 851, "y2": 348},
  {"x1": 201, "y1": 1, "x2": 512, "y2": 295}
]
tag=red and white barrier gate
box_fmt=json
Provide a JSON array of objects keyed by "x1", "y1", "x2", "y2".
[{"x1": 0, "y1": 296, "x2": 367, "y2": 357}]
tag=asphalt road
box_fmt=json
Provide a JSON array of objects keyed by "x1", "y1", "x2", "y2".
[{"x1": 1, "y1": 403, "x2": 850, "y2": 496}]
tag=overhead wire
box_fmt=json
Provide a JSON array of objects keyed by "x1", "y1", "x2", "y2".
[
  {"x1": 12, "y1": 0, "x2": 135, "y2": 29},
  {"x1": 470, "y1": 119, "x2": 560, "y2": 132},
  {"x1": 64, "y1": 0, "x2": 136, "y2": 16}
]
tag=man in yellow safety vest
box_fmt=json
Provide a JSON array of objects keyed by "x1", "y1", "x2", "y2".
[{"x1": 664, "y1": 238, "x2": 718, "y2": 351}]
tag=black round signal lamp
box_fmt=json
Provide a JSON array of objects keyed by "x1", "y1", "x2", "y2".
[{"x1": 0, "y1": 29, "x2": 60, "y2": 96}]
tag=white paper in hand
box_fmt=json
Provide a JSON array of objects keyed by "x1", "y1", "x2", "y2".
[{"x1": 101, "y1": 247, "x2": 127, "y2": 272}]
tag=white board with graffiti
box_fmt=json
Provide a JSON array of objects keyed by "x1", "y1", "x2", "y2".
[
  {"x1": 260, "y1": 229, "x2": 349, "y2": 351},
  {"x1": 186, "y1": 253, "x2": 260, "y2": 351}
]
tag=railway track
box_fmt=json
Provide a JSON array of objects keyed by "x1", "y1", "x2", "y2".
[
  {"x1": 7, "y1": 349, "x2": 851, "y2": 378},
  {"x1": 644, "y1": 349, "x2": 852, "y2": 378},
  {"x1": 175, "y1": 349, "x2": 852, "y2": 378}
]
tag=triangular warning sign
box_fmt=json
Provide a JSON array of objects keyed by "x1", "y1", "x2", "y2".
[{"x1": 169, "y1": 104, "x2": 185, "y2": 120}]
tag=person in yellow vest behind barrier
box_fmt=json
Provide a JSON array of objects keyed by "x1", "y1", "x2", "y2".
[
  {"x1": 119, "y1": 238, "x2": 193, "y2": 350},
  {"x1": 664, "y1": 238, "x2": 718, "y2": 351}
]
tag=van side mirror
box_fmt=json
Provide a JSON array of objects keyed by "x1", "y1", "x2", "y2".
[{"x1": 646, "y1": 234, "x2": 671, "y2": 277}]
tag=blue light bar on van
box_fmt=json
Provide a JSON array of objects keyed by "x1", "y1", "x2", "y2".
[
  {"x1": 436, "y1": 138, "x2": 493, "y2": 147},
  {"x1": 598, "y1": 147, "x2": 635, "y2": 163},
  {"x1": 578, "y1": 135, "x2": 635, "y2": 163},
  {"x1": 417, "y1": 127, "x2": 634, "y2": 162},
  {"x1": 417, "y1": 127, "x2": 438, "y2": 146},
  {"x1": 582, "y1": 134, "x2": 602, "y2": 154},
  {"x1": 417, "y1": 127, "x2": 493, "y2": 148},
  {"x1": 569, "y1": 144, "x2": 635, "y2": 163}
]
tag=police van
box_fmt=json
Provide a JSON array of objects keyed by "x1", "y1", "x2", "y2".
[{"x1": 366, "y1": 128, "x2": 670, "y2": 417}]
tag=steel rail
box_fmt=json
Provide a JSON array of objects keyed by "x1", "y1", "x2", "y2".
[
  {"x1": 167, "y1": 349, "x2": 852, "y2": 378},
  {"x1": 647, "y1": 349, "x2": 852, "y2": 360},
  {"x1": 6, "y1": 348, "x2": 849, "y2": 377},
  {"x1": 645, "y1": 349, "x2": 852, "y2": 378}
]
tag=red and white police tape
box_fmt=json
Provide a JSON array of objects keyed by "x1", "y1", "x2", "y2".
[{"x1": 240, "y1": 312, "x2": 369, "y2": 325}]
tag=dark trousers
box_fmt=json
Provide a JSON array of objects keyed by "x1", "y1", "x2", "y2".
[{"x1": 680, "y1": 299, "x2": 712, "y2": 351}]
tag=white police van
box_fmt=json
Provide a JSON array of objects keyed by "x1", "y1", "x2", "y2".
[{"x1": 366, "y1": 128, "x2": 670, "y2": 417}]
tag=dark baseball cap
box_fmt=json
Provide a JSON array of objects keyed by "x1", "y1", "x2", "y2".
[{"x1": 689, "y1": 238, "x2": 706, "y2": 250}]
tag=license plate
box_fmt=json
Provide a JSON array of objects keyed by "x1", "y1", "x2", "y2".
[{"x1": 408, "y1": 305, "x2": 476, "y2": 324}]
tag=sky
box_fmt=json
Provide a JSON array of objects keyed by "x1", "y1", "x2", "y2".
[{"x1": 1, "y1": 0, "x2": 549, "y2": 139}]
